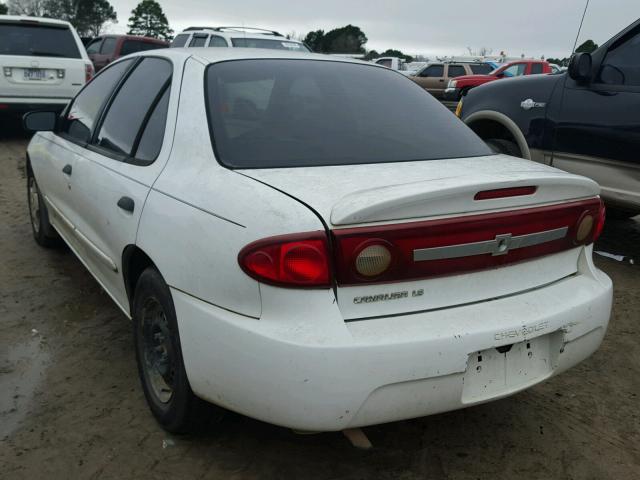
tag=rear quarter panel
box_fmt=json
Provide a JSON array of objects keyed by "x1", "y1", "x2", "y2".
[{"x1": 137, "y1": 57, "x2": 327, "y2": 319}]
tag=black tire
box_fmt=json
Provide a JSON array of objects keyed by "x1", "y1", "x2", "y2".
[
  {"x1": 132, "y1": 267, "x2": 224, "y2": 433},
  {"x1": 485, "y1": 138, "x2": 521, "y2": 157},
  {"x1": 607, "y1": 207, "x2": 640, "y2": 220},
  {"x1": 27, "y1": 168, "x2": 61, "y2": 248}
]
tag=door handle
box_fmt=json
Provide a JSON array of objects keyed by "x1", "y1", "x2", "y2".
[
  {"x1": 439, "y1": 79, "x2": 445, "y2": 82},
  {"x1": 62, "y1": 164, "x2": 72, "y2": 175},
  {"x1": 117, "y1": 196, "x2": 135, "y2": 213}
]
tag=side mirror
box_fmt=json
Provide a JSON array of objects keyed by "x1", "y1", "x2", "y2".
[
  {"x1": 23, "y1": 111, "x2": 57, "y2": 132},
  {"x1": 568, "y1": 52, "x2": 592, "y2": 83}
]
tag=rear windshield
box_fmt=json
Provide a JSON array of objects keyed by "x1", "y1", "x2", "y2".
[
  {"x1": 230, "y1": 38, "x2": 310, "y2": 52},
  {"x1": 0, "y1": 23, "x2": 80, "y2": 58},
  {"x1": 171, "y1": 34, "x2": 189, "y2": 48},
  {"x1": 470, "y1": 63, "x2": 493, "y2": 74},
  {"x1": 205, "y1": 60, "x2": 492, "y2": 168}
]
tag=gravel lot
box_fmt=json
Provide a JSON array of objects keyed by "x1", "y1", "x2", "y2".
[{"x1": 1, "y1": 129, "x2": 639, "y2": 479}]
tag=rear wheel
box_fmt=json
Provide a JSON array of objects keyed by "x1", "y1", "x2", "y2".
[
  {"x1": 132, "y1": 267, "x2": 224, "y2": 433},
  {"x1": 485, "y1": 138, "x2": 521, "y2": 157},
  {"x1": 27, "y1": 170, "x2": 61, "y2": 248}
]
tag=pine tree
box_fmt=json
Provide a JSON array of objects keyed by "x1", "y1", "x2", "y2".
[{"x1": 127, "y1": 0, "x2": 173, "y2": 41}]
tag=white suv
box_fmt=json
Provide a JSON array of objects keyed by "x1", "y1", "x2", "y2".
[
  {"x1": 170, "y1": 26, "x2": 309, "y2": 52},
  {"x1": 0, "y1": 16, "x2": 93, "y2": 114}
]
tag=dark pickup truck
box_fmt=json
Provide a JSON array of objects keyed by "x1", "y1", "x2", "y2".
[{"x1": 459, "y1": 19, "x2": 640, "y2": 218}]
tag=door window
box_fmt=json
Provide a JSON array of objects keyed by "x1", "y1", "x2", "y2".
[
  {"x1": 501, "y1": 63, "x2": 526, "y2": 77},
  {"x1": 598, "y1": 30, "x2": 640, "y2": 86},
  {"x1": 208, "y1": 35, "x2": 228, "y2": 47},
  {"x1": 189, "y1": 35, "x2": 208, "y2": 47},
  {"x1": 61, "y1": 59, "x2": 134, "y2": 144},
  {"x1": 95, "y1": 58, "x2": 172, "y2": 160},
  {"x1": 420, "y1": 65, "x2": 444, "y2": 77},
  {"x1": 447, "y1": 65, "x2": 466, "y2": 77},
  {"x1": 86, "y1": 39, "x2": 102, "y2": 55},
  {"x1": 100, "y1": 37, "x2": 117, "y2": 55}
]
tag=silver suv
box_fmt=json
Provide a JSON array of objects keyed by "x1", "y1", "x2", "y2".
[{"x1": 171, "y1": 26, "x2": 309, "y2": 52}]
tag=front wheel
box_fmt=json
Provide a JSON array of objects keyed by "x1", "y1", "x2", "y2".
[{"x1": 132, "y1": 267, "x2": 224, "y2": 433}]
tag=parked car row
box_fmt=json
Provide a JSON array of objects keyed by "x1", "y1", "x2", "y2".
[{"x1": 0, "y1": 16, "x2": 309, "y2": 118}]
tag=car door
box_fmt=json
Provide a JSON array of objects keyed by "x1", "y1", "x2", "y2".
[
  {"x1": 49, "y1": 58, "x2": 136, "y2": 252},
  {"x1": 552, "y1": 26, "x2": 640, "y2": 209},
  {"x1": 65, "y1": 57, "x2": 175, "y2": 312},
  {"x1": 413, "y1": 64, "x2": 445, "y2": 97}
]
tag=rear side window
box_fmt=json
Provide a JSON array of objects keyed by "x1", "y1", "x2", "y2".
[
  {"x1": 231, "y1": 38, "x2": 309, "y2": 51},
  {"x1": 208, "y1": 35, "x2": 228, "y2": 47},
  {"x1": 61, "y1": 59, "x2": 134, "y2": 144},
  {"x1": 447, "y1": 65, "x2": 466, "y2": 77},
  {"x1": 530, "y1": 63, "x2": 544, "y2": 74},
  {"x1": 0, "y1": 23, "x2": 81, "y2": 58},
  {"x1": 470, "y1": 63, "x2": 493, "y2": 74},
  {"x1": 420, "y1": 65, "x2": 443, "y2": 77},
  {"x1": 100, "y1": 37, "x2": 117, "y2": 54},
  {"x1": 206, "y1": 60, "x2": 492, "y2": 168},
  {"x1": 376, "y1": 59, "x2": 392, "y2": 68},
  {"x1": 171, "y1": 34, "x2": 189, "y2": 48},
  {"x1": 135, "y1": 88, "x2": 171, "y2": 163},
  {"x1": 96, "y1": 58, "x2": 172, "y2": 160},
  {"x1": 189, "y1": 35, "x2": 207, "y2": 47}
]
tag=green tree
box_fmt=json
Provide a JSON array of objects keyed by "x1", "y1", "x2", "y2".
[
  {"x1": 322, "y1": 25, "x2": 367, "y2": 54},
  {"x1": 0, "y1": 2, "x2": 8, "y2": 13},
  {"x1": 45, "y1": 0, "x2": 117, "y2": 37},
  {"x1": 576, "y1": 39, "x2": 598, "y2": 53},
  {"x1": 303, "y1": 25, "x2": 367, "y2": 54},
  {"x1": 127, "y1": 0, "x2": 173, "y2": 41},
  {"x1": 303, "y1": 29, "x2": 325, "y2": 52}
]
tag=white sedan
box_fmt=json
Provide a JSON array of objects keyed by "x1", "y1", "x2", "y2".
[{"x1": 24, "y1": 48, "x2": 612, "y2": 433}]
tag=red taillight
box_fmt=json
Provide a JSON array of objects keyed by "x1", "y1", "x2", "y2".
[
  {"x1": 333, "y1": 197, "x2": 604, "y2": 286},
  {"x1": 474, "y1": 186, "x2": 537, "y2": 200},
  {"x1": 85, "y1": 63, "x2": 94, "y2": 83},
  {"x1": 239, "y1": 232, "x2": 330, "y2": 288}
]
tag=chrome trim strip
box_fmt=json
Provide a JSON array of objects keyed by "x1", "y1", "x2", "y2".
[{"x1": 413, "y1": 227, "x2": 569, "y2": 262}]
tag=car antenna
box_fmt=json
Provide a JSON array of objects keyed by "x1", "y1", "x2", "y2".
[{"x1": 572, "y1": 0, "x2": 591, "y2": 53}]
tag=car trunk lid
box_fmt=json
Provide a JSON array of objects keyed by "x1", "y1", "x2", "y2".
[{"x1": 240, "y1": 155, "x2": 602, "y2": 319}]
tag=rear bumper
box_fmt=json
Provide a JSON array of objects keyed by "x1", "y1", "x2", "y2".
[
  {"x1": 0, "y1": 97, "x2": 70, "y2": 114},
  {"x1": 173, "y1": 248, "x2": 612, "y2": 431}
]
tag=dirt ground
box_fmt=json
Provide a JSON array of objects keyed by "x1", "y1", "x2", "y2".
[{"x1": 1, "y1": 130, "x2": 639, "y2": 479}]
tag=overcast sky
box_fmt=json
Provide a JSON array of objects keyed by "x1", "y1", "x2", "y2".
[{"x1": 107, "y1": 0, "x2": 638, "y2": 58}]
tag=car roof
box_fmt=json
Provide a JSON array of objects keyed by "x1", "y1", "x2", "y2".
[
  {"x1": 0, "y1": 15, "x2": 73, "y2": 27},
  {"x1": 95, "y1": 34, "x2": 168, "y2": 43}
]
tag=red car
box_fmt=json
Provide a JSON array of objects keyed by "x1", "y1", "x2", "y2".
[
  {"x1": 85, "y1": 35, "x2": 169, "y2": 72},
  {"x1": 444, "y1": 60, "x2": 552, "y2": 101}
]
